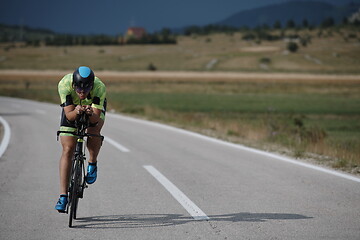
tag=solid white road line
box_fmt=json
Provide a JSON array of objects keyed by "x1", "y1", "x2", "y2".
[
  {"x1": 0, "y1": 116, "x2": 11, "y2": 158},
  {"x1": 104, "y1": 136, "x2": 130, "y2": 152},
  {"x1": 144, "y1": 165, "x2": 209, "y2": 221},
  {"x1": 109, "y1": 113, "x2": 360, "y2": 183}
]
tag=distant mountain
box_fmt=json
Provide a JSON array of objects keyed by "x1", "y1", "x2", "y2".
[{"x1": 216, "y1": 1, "x2": 360, "y2": 28}]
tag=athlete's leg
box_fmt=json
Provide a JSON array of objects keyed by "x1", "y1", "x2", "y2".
[
  {"x1": 59, "y1": 136, "x2": 76, "y2": 195},
  {"x1": 86, "y1": 119, "x2": 104, "y2": 163}
]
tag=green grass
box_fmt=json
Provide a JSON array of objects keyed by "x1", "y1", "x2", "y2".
[{"x1": 109, "y1": 92, "x2": 360, "y2": 115}]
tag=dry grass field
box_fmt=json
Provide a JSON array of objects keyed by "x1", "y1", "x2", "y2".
[
  {"x1": 0, "y1": 29, "x2": 360, "y2": 174},
  {"x1": 1, "y1": 29, "x2": 359, "y2": 73}
]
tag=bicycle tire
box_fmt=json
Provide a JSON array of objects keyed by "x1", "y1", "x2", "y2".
[
  {"x1": 68, "y1": 156, "x2": 82, "y2": 227},
  {"x1": 73, "y1": 159, "x2": 83, "y2": 219},
  {"x1": 68, "y1": 161, "x2": 76, "y2": 227}
]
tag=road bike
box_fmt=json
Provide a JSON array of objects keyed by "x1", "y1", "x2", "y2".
[{"x1": 57, "y1": 112, "x2": 104, "y2": 227}]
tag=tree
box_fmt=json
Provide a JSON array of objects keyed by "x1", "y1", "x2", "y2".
[
  {"x1": 321, "y1": 17, "x2": 335, "y2": 28},
  {"x1": 287, "y1": 42, "x2": 299, "y2": 53},
  {"x1": 286, "y1": 20, "x2": 296, "y2": 29},
  {"x1": 161, "y1": 28, "x2": 171, "y2": 35},
  {"x1": 302, "y1": 19, "x2": 309, "y2": 28},
  {"x1": 273, "y1": 20, "x2": 282, "y2": 29},
  {"x1": 184, "y1": 25, "x2": 201, "y2": 36},
  {"x1": 342, "y1": 17, "x2": 349, "y2": 25}
]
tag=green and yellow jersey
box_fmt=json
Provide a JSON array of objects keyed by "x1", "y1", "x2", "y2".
[
  {"x1": 58, "y1": 73, "x2": 107, "y2": 136},
  {"x1": 58, "y1": 73, "x2": 106, "y2": 119}
]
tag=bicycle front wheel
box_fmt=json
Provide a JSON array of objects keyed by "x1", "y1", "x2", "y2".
[
  {"x1": 68, "y1": 156, "x2": 82, "y2": 227},
  {"x1": 73, "y1": 159, "x2": 83, "y2": 220}
]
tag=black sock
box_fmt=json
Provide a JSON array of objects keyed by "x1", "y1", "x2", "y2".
[
  {"x1": 60, "y1": 194, "x2": 68, "y2": 198},
  {"x1": 89, "y1": 162, "x2": 97, "y2": 166}
]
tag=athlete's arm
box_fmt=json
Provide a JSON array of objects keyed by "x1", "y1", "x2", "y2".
[{"x1": 63, "y1": 105, "x2": 85, "y2": 122}]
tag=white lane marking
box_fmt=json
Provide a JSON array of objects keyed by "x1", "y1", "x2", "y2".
[
  {"x1": 104, "y1": 136, "x2": 130, "y2": 152},
  {"x1": 109, "y1": 113, "x2": 360, "y2": 183},
  {"x1": 144, "y1": 165, "x2": 209, "y2": 221},
  {"x1": 0, "y1": 116, "x2": 11, "y2": 158},
  {"x1": 35, "y1": 109, "x2": 46, "y2": 115}
]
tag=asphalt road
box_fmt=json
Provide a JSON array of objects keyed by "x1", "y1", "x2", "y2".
[{"x1": 0, "y1": 96, "x2": 359, "y2": 240}]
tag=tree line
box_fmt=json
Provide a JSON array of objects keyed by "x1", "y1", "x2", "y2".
[
  {"x1": 183, "y1": 17, "x2": 360, "y2": 36},
  {"x1": 1, "y1": 16, "x2": 359, "y2": 46},
  {"x1": 0, "y1": 24, "x2": 177, "y2": 46},
  {"x1": 42, "y1": 29, "x2": 177, "y2": 46}
]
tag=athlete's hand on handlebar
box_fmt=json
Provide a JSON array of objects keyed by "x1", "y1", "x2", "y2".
[
  {"x1": 84, "y1": 106, "x2": 94, "y2": 116},
  {"x1": 75, "y1": 105, "x2": 85, "y2": 115},
  {"x1": 75, "y1": 105, "x2": 93, "y2": 116}
]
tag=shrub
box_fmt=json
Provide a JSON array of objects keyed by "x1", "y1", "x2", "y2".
[
  {"x1": 148, "y1": 63, "x2": 157, "y2": 71},
  {"x1": 242, "y1": 33, "x2": 256, "y2": 41},
  {"x1": 287, "y1": 42, "x2": 299, "y2": 53},
  {"x1": 300, "y1": 38, "x2": 308, "y2": 47},
  {"x1": 259, "y1": 57, "x2": 271, "y2": 64}
]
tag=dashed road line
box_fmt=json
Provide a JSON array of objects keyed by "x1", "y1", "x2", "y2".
[
  {"x1": 102, "y1": 133, "x2": 208, "y2": 220},
  {"x1": 104, "y1": 136, "x2": 130, "y2": 152},
  {"x1": 144, "y1": 165, "x2": 209, "y2": 221}
]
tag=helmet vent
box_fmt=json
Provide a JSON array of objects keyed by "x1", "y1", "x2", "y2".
[{"x1": 79, "y1": 66, "x2": 91, "y2": 78}]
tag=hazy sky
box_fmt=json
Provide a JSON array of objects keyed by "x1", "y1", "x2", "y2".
[{"x1": 0, "y1": 0, "x2": 351, "y2": 35}]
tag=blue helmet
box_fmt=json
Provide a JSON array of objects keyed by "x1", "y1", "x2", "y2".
[{"x1": 72, "y1": 66, "x2": 95, "y2": 91}]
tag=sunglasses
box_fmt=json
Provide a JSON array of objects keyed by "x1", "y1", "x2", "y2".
[{"x1": 74, "y1": 85, "x2": 92, "y2": 93}]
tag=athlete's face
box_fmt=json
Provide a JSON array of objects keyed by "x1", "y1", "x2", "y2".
[
  {"x1": 76, "y1": 91, "x2": 89, "y2": 100},
  {"x1": 74, "y1": 86, "x2": 91, "y2": 100}
]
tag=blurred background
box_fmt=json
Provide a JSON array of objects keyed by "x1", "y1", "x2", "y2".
[{"x1": 0, "y1": 0, "x2": 359, "y2": 174}]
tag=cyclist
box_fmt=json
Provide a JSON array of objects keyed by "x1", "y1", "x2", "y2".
[{"x1": 55, "y1": 66, "x2": 107, "y2": 213}]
